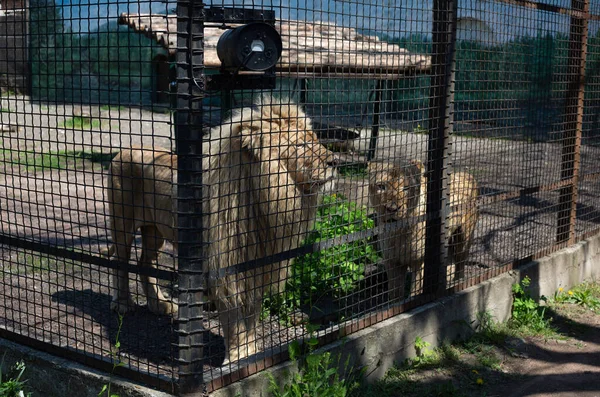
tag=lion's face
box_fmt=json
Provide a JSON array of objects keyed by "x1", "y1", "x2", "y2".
[
  {"x1": 368, "y1": 161, "x2": 423, "y2": 222},
  {"x1": 247, "y1": 116, "x2": 338, "y2": 194}
]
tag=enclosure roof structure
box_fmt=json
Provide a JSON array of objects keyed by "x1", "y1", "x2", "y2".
[{"x1": 117, "y1": 13, "x2": 431, "y2": 78}]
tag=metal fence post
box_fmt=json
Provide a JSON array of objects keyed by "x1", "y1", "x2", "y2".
[
  {"x1": 176, "y1": 0, "x2": 206, "y2": 393},
  {"x1": 366, "y1": 80, "x2": 384, "y2": 162},
  {"x1": 557, "y1": 0, "x2": 589, "y2": 245},
  {"x1": 423, "y1": 0, "x2": 457, "y2": 295}
]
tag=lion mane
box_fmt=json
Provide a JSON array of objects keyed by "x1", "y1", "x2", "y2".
[{"x1": 103, "y1": 94, "x2": 337, "y2": 364}]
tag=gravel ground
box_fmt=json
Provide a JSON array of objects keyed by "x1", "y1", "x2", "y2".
[{"x1": 1, "y1": 96, "x2": 600, "y2": 386}]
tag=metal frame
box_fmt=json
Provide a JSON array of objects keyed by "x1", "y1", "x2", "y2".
[
  {"x1": 423, "y1": 0, "x2": 458, "y2": 294},
  {"x1": 557, "y1": 0, "x2": 589, "y2": 244},
  {"x1": 175, "y1": 0, "x2": 207, "y2": 393}
]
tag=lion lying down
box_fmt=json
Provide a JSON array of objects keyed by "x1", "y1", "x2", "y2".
[
  {"x1": 368, "y1": 159, "x2": 479, "y2": 301},
  {"x1": 102, "y1": 95, "x2": 338, "y2": 364}
]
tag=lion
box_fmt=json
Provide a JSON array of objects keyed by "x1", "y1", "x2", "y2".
[
  {"x1": 368, "y1": 159, "x2": 479, "y2": 302},
  {"x1": 102, "y1": 94, "x2": 338, "y2": 364}
]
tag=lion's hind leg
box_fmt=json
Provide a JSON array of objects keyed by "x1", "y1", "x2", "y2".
[
  {"x1": 217, "y1": 286, "x2": 260, "y2": 365},
  {"x1": 447, "y1": 225, "x2": 470, "y2": 283},
  {"x1": 218, "y1": 302, "x2": 249, "y2": 365},
  {"x1": 109, "y1": 228, "x2": 136, "y2": 314},
  {"x1": 139, "y1": 225, "x2": 178, "y2": 316}
]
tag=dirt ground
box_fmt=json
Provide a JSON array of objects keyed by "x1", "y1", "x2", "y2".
[
  {"x1": 485, "y1": 302, "x2": 600, "y2": 397},
  {"x1": 366, "y1": 293, "x2": 600, "y2": 397}
]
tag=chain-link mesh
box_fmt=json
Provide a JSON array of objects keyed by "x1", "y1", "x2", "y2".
[{"x1": 0, "y1": 0, "x2": 598, "y2": 394}]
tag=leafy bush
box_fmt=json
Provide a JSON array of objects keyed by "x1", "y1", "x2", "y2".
[
  {"x1": 509, "y1": 276, "x2": 552, "y2": 333},
  {"x1": 263, "y1": 194, "x2": 379, "y2": 324}
]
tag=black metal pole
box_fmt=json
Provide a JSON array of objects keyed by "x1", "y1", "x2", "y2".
[
  {"x1": 423, "y1": 0, "x2": 457, "y2": 295},
  {"x1": 367, "y1": 79, "x2": 384, "y2": 162},
  {"x1": 299, "y1": 78, "x2": 307, "y2": 104},
  {"x1": 176, "y1": 0, "x2": 207, "y2": 393}
]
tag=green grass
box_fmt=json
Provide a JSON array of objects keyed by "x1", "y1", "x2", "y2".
[
  {"x1": 0, "y1": 90, "x2": 16, "y2": 98},
  {"x1": 59, "y1": 116, "x2": 101, "y2": 130},
  {"x1": 0, "y1": 149, "x2": 117, "y2": 171},
  {"x1": 0, "y1": 354, "x2": 31, "y2": 397},
  {"x1": 352, "y1": 317, "x2": 522, "y2": 397},
  {"x1": 354, "y1": 341, "x2": 476, "y2": 397}
]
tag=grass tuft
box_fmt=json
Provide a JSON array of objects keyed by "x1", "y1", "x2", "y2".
[
  {"x1": 0, "y1": 149, "x2": 117, "y2": 171},
  {"x1": 59, "y1": 116, "x2": 101, "y2": 130}
]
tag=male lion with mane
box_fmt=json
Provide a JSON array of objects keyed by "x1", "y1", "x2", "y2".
[
  {"x1": 368, "y1": 159, "x2": 479, "y2": 302},
  {"x1": 103, "y1": 94, "x2": 337, "y2": 364}
]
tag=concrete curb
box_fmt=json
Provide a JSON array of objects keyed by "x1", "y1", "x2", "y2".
[
  {"x1": 2, "y1": 233, "x2": 599, "y2": 397},
  {"x1": 0, "y1": 337, "x2": 175, "y2": 397}
]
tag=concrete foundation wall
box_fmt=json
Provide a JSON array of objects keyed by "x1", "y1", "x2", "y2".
[{"x1": 1, "y1": 234, "x2": 599, "y2": 397}]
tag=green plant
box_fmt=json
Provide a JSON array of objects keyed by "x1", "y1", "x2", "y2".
[
  {"x1": 268, "y1": 326, "x2": 358, "y2": 397},
  {"x1": 98, "y1": 314, "x2": 124, "y2": 397},
  {"x1": 553, "y1": 284, "x2": 600, "y2": 312},
  {"x1": 0, "y1": 354, "x2": 31, "y2": 397},
  {"x1": 509, "y1": 276, "x2": 552, "y2": 334},
  {"x1": 0, "y1": 90, "x2": 16, "y2": 98},
  {"x1": 404, "y1": 336, "x2": 440, "y2": 367},
  {"x1": 291, "y1": 194, "x2": 379, "y2": 300},
  {"x1": 414, "y1": 336, "x2": 430, "y2": 357},
  {"x1": 468, "y1": 311, "x2": 512, "y2": 346},
  {"x1": 262, "y1": 194, "x2": 380, "y2": 324},
  {"x1": 337, "y1": 164, "x2": 369, "y2": 179}
]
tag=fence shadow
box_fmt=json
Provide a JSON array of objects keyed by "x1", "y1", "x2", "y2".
[{"x1": 51, "y1": 288, "x2": 226, "y2": 368}]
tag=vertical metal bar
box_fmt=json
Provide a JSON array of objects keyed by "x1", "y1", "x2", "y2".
[
  {"x1": 423, "y1": 0, "x2": 457, "y2": 295},
  {"x1": 299, "y1": 78, "x2": 307, "y2": 104},
  {"x1": 176, "y1": 0, "x2": 206, "y2": 393},
  {"x1": 220, "y1": 89, "x2": 232, "y2": 120},
  {"x1": 557, "y1": 0, "x2": 588, "y2": 245},
  {"x1": 25, "y1": 0, "x2": 31, "y2": 97},
  {"x1": 367, "y1": 79, "x2": 384, "y2": 162}
]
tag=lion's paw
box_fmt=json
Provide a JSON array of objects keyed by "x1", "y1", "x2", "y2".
[
  {"x1": 148, "y1": 299, "x2": 178, "y2": 316},
  {"x1": 110, "y1": 298, "x2": 136, "y2": 314}
]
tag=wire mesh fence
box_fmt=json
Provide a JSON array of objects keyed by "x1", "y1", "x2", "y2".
[{"x1": 0, "y1": 0, "x2": 599, "y2": 394}]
